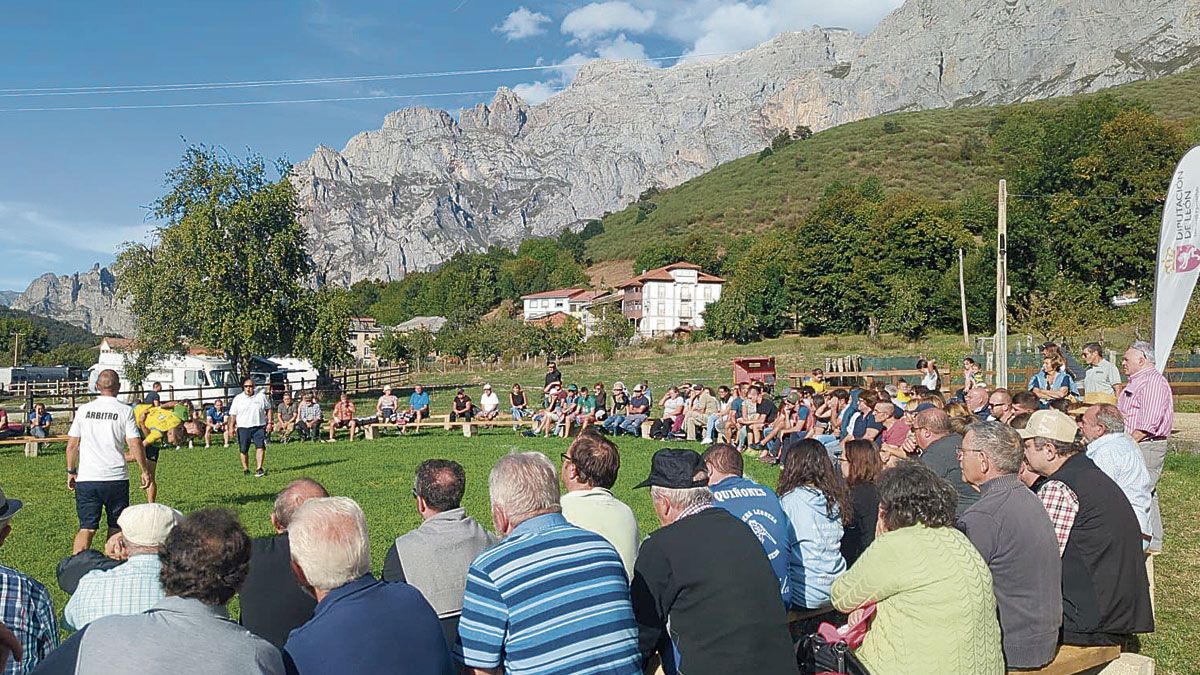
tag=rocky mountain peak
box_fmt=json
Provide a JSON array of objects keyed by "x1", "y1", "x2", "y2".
[
  {"x1": 11, "y1": 265, "x2": 134, "y2": 337},
  {"x1": 293, "y1": 0, "x2": 1200, "y2": 287}
]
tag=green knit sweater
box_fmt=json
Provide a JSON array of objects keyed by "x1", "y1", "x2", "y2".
[{"x1": 831, "y1": 524, "x2": 1004, "y2": 675}]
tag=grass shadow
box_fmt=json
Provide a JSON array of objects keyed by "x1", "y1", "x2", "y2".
[
  {"x1": 280, "y1": 458, "x2": 350, "y2": 472},
  {"x1": 222, "y1": 492, "x2": 279, "y2": 506}
]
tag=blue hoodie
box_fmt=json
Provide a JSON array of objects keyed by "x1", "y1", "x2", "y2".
[
  {"x1": 780, "y1": 486, "x2": 846, "y2": 610},
  {"x1": 709, "y1": 475, "x2": 794, "y2": 605}
]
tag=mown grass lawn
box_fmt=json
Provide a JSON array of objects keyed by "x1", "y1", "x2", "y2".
[{"x1": 1, "y1": 435, "x2": 1195, "y2": 673}]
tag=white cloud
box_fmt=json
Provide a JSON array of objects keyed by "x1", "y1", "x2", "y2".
[
  {"x1": 661, "y1": 0, "x2": 904, "y2": 60},
  {"x1": 495, "y1": 6, "x2": 552, "y2": 41},
  {"x1": 562, "y1": 1, "x2": 656, "y2": 41},
  {"x1": 511, "y1": 35, "x2": 653, "y2": 105},
  {"x1": 595, "y1": 33, "x2": 649, "y2": 61},
  {"x1": 0, "y1": 201, "x2": 148, "y2": 258},
  {"x1": 512, "y1": 81, "x2": 560, "y2": 105}
]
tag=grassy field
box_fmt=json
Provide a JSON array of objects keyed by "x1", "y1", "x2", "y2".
[
  {"x1": 583, "y1": 64, "x2": 1200, "y2": 262},
  {"x1": 1, "y1": 431, "x2": 1196, "y2": 673}
]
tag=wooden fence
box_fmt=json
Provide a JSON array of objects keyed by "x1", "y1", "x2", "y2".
[
  {"x1": 331, "y1": 364, "x2": 411, "y2": 395},
  {"x1": 791, "y1": 365, "x2": 1200, "y2": 396}
]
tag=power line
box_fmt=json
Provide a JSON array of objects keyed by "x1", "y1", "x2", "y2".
[
  {"x1": 0, "y1": 51, "x2": 742, "y2": 98},
  {"x1": 0, "y1": 7, "x2": 1178, "y2": 99},
  {"x1": 0, "y1": 89, "x2": 508, "y2": 113},
  {"x1": 0, "y1": 8, "x2": 1181, "y2": 113}
]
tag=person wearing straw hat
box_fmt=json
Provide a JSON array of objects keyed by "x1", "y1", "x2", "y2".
[
  {"x1": 0, "y1": 484, "x2": 59, "y2": 673},
  {"x1": 63, "y1": 503, "x2": 183, "y2": 630}
]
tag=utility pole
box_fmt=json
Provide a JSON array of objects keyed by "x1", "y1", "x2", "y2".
[
  {"x1": 995, "y1": 180, "x2": 1009, "y2": 389},
  {"x1": 10, "y1": 332, "x2": 23, "y2": 367},
  {"x1": 958, "y1": 248, "x2": 970, "y2": 347}
]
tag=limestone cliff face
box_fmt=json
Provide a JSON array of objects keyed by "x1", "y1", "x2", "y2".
[
  {"x1": 18, "y1": 0, "x2": 1200, "y2": 333},
  {"x1": 294, "y1": 0, "x2": 1200, "y2": 285},
  {"x1": 11, "y1": 265, "x2": 135, "y2": 337}
]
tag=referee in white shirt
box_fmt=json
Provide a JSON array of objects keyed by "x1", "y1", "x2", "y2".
[
  {"x1": 66, "y1": 369, "x2": 150, "y2": 554},
  {"x1": 229, "y1": 377, "x2": 273, "y2": 477}
]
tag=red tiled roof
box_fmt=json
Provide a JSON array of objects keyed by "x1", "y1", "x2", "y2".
[
  {"x1": 100, "y1": 337, "x2": 136, "y2": 350},
  {"x1": 615, "y1": 262, "x2": 725, "y2": 288},
  {"x1": 521, "y1": 288, "x2": 591, "y2": 300},
  {"x1": 528, "y1": 311, "x2": 574, "y2": 328}
]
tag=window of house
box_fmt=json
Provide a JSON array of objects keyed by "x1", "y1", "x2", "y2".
[{"x1": 657, "y1": 301, "x2": 666, "y2": 315}]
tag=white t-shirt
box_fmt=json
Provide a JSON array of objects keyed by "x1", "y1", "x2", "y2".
[
  {"x1": 69, "y1": 396, "x2": 139, "y2": 482},
  {"x1": 229, "y1": 391, "x2": 272, "y2": 428},
  {"x1": 480, "y1": 392, "x2": 500, "y2": 412},
  {"x1": 662, "y1": 395, "x2": 686, "y2": 417}
]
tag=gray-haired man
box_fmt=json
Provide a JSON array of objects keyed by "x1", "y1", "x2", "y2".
[
  {"x1": 631, "y1": 449, "x2": 797, "y2": 675},
  {"x1": 958, "y1": 422, "x2": 1061, "y2": 670},
  {"x1": 284, "y1": 497, "x2": 453, "y2": 674},
  {"x1": 1117, "y1": 341, "x2": 1173, "y2": 550},
  {"x1": 239, "y1": 478, "x2": 328, "y2": 647}
]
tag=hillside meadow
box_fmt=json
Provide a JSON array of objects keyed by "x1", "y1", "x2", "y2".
[{"x1": 584, "y1": 65, "x2": 1200, "y2": 262}]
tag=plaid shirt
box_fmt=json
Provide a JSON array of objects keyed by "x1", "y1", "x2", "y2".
[
  {"x1": 1117, "y1": 366, "x2": 1174, "y2": 439},
  {"x1": 1036, "y1": 480, "x2": 1079, "y2": 557},
  {"x1": 63, "y1": 554, "x2": 164, "y2": 630},
  {"x1": 0, "y1": 564, "x2": 59, "y2": 675}
]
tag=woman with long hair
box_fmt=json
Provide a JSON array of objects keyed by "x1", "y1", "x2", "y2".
[
  {"x1": 832, "y1": 461, "x2": 1003, "y2": 674},
  {"x1": 838, "y1": 439, "x2": 882, "y2": 567},
  {"x1": 777, "y1": 439, "x2": 851, "y2": 612},
  {"x1": 944, "y1": 401, "x2": 975, "y2": 436}
]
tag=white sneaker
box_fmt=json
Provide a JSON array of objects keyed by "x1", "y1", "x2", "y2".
[
  {"x1": 700, "y1": 438, "x2": 713, "y2": 445},
  {"x1": 205, "y1": 442, "x2": 211, "y2": 448},
  {"x1": 224, "y1": 443, "x2": 229, "y2": 448}
]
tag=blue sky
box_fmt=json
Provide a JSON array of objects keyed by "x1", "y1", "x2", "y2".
[{"x1": 0, "y1": 0, "x2": 902, "y2": 291}]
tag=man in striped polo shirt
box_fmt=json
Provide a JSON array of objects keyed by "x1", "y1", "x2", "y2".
[
  {"x1": 456, "y1": 452, "x2": 641, "y2": 675},
  {"x1": 1117, "y1": 341, "x2": 1173, "y2": 551}
]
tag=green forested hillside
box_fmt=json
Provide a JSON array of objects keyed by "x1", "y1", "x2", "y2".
[
  {"x1": 584, "y1": 66, "x2": 1200, "y2": 262},
  {"x1": 0, "y1": 308, "x2": 99, "y2": 367}
]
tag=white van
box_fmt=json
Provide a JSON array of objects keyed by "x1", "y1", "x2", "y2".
[{"x1": 87, "y1": 353, "x2": 239, "y2": 405}]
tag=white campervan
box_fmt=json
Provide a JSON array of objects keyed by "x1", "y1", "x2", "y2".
[{"x1": 87, "y1": 339, "x2": 239, "y2": 404}]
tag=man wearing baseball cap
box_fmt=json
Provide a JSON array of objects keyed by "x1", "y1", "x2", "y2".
[
  {"x1": 1019, "y1": 410, "x2": 1154, "y2": 646},
  {"x1": 629, "y1": 450, "x2": 797, "y2": 675},
  {"x1": 478, "y1": 384, "x2": 500, "y2": 421},
  {"x1": 618, "y1": 384, "x2": 651, "y2": 436},
  {"x1": 0, "y1": 485, "x2": 59, "y2": 673},
  {"x1": 63, "y1": 503, "x2": 183, "y2": 630}
]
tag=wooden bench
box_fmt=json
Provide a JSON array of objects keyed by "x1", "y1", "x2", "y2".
[
  {"x1": 0, "y1": 435, "x2": 69, "y2": 457},
  {"x1": 362, "y1": 414, "x2": 451, "y2": 440},
  {"x1": 1009, "y1": 645, "x2": 1121, "y2": 675},
  {"x1": 362, "y1": 415, "x2": 533, "y2": 439}
]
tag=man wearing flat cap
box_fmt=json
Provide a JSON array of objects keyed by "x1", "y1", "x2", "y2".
[
  {"x1": 1019, "y1": 409, "x2": 1154, "y2": 647},
  {"x1": 63, "y1": 503, "x2": 183, "y2": 629},
  {"x1": 630, "y1": 449, "x2": 798, "y2": 675}
]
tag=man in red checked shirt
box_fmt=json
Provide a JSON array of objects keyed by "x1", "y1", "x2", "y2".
[{"x1": 1116, "y1": 341, "x2": 1173, "y2": 551}]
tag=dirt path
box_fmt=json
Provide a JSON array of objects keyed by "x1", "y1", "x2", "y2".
[{"x1": 1172, "y1": 413, "x2": 1200, "y2": 450}]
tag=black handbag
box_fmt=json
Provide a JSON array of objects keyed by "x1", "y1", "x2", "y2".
[{"x1": 797, "y1": 632, "x2": 871, "y2": 675}]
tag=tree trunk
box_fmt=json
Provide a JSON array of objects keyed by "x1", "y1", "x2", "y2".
[{"x1": 867, "y1": 317, "x2": 880, "y2": 342}]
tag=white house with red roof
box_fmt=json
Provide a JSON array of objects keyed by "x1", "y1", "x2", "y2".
[
  {"x1": 520, "y1": 288, "x2": 602, "y2": 322},
  {"x1": 611, "y1": 262, "x2": 724, "y2": 337}
]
